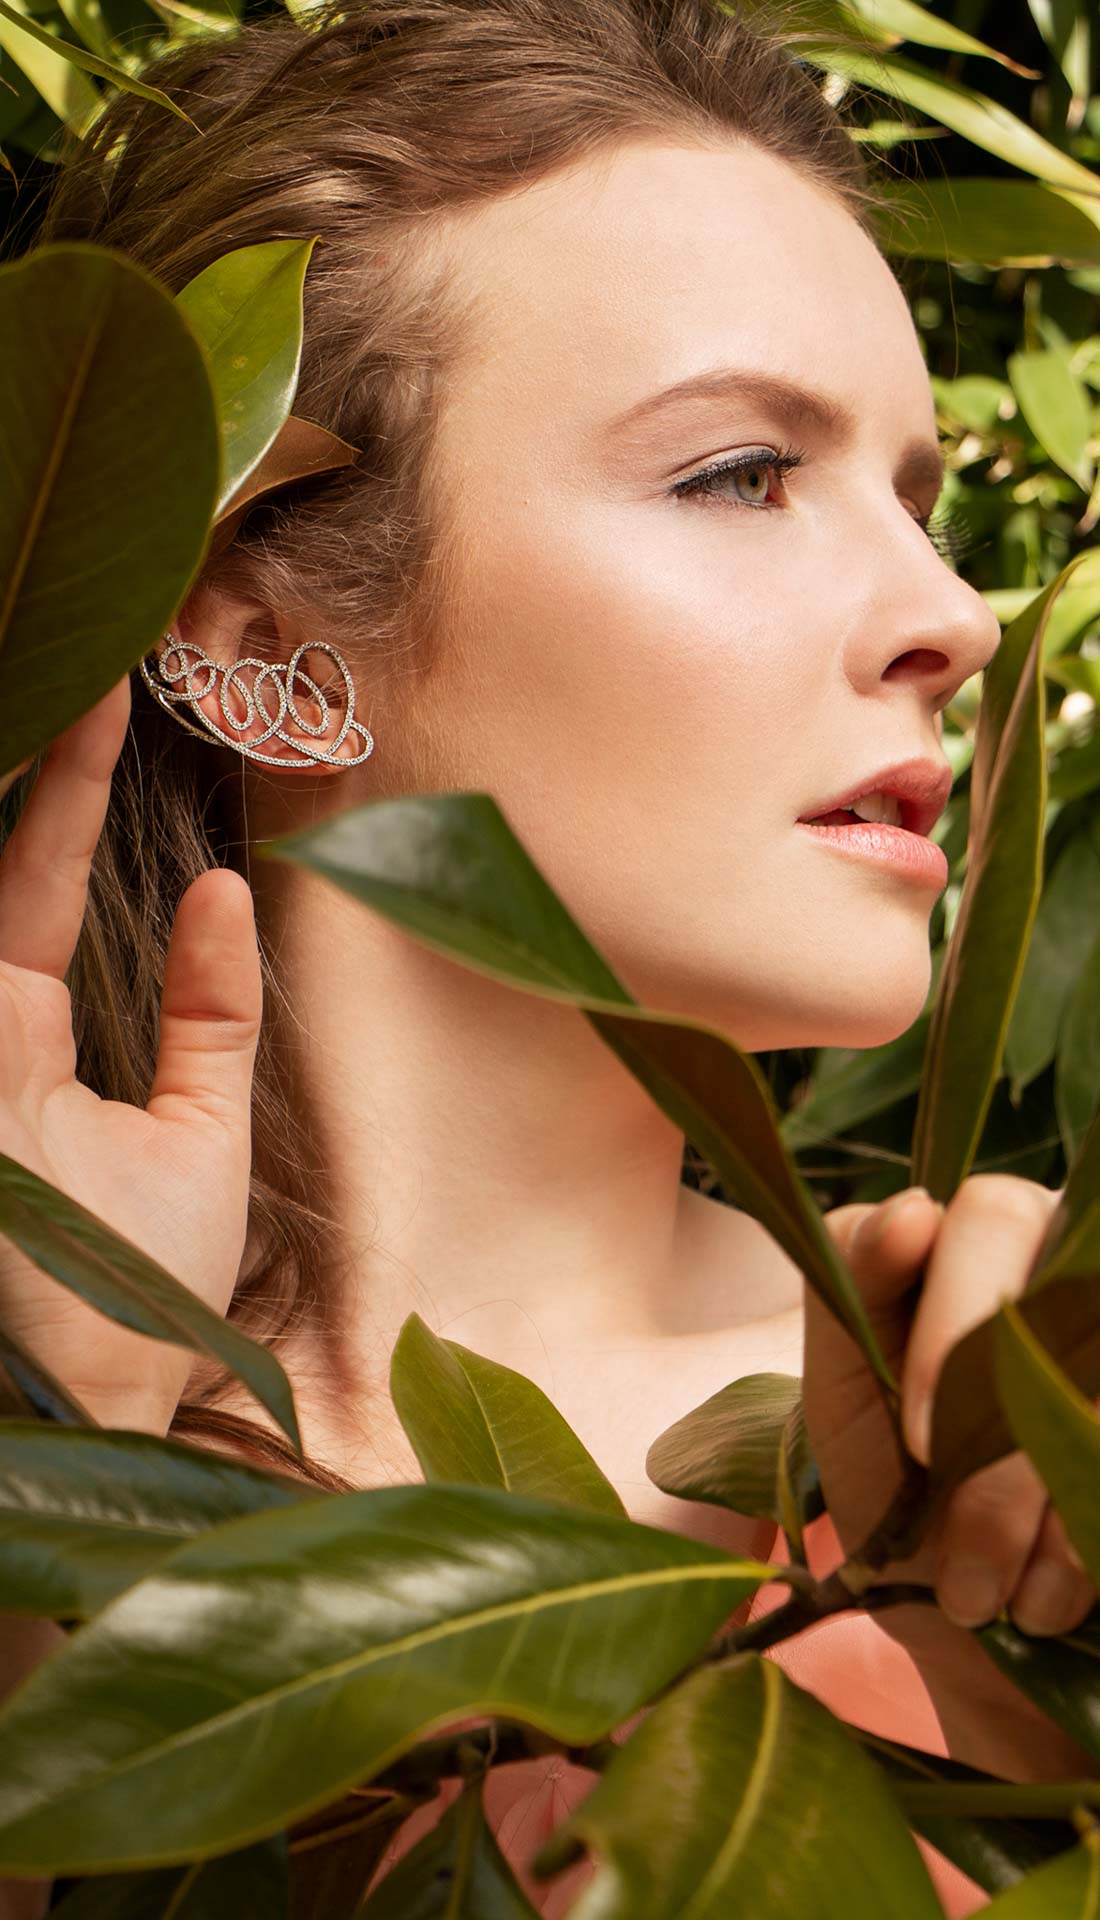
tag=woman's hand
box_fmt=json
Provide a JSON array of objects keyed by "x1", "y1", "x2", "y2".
[
  {"x1": 0, "y1": 678, "x2": 263, "y2": 1433},
  {"x1": 803, "y1": 1177, "x2": 1096, "y2": 1643}
]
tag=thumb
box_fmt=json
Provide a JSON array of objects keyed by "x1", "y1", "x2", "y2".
[{"x1": 147, "y1": 867, "x2": 263, "y2": 1133}]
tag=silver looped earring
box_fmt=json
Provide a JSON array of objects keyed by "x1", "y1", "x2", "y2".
[{"x1": 139, "y1": 635, "x2": 374, "y2": 769}]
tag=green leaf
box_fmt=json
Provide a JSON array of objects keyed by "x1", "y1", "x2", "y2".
[
  {"x1": 1009, "y1": 347, "x2": 1096, "y2": 492},
  {"x1": 47, "y1": 1835, "x2": 290, "y2": 1916},
  {"x1": 858, "y1": 1729, "x2": 1081, "y2": 1894},
  {"x1": 534, "y1": 1655, "x2": 942, "y2": 1917},
  {"x1": 262, "y1": 794, "x2": 897, "y2": 1397},
  {"x1": 976, "y1": 1609, "x2": 1100, "y2": 1770},
  {"x1": 0, "y1": 0, "x2": 187, "y2": 122},
  {"x1": 176, "y1": 238, "x2": 318, "y2": 513},
  {"x1": 289, "y1": 1791, "x2": 424, "y2": 1920},
  {"x1": 1056, "y1": 925, "x2": 1100, "y2": 1161},
  {"x1": 645, "y1": 1373, "x2": 810, "y2": 1525},
  {"x1": 1004, "y1": 832, "x2": 1100, "y2": 1097},
  {"x1": 780, "y1": 1006, "x2": 931, "y2": 1152},
  {"x1": 0, "y1": 1421, "x2": 318, "y2": 1618},
  {"x1": 776, "y1": 1393, "x2": 825, "y2": 1558},
  {"x1": 1027, "y1": 0, "x2": 1092, "y2": 127},
  {"x1": 390, "y1": 1312, "x2": 625, "y2": 1517},
  {"x1": 0, "y1": 243, "x2": 219, "y2": 774},
  {"x1": 0, "y1": 1485, "x2": 776, "y2": 1872},
  {"x1": 844, "y1": 0, "x2": 1040, "y2": 74},
  {"x1": 982, "y1": 1842, "x2": 1100, "y2": 1916},
  {"x1": 994, "y1": 1300, "x2": 1100, "y2": 1586},
  {"x1": 912, "y1": 557, "x2": 1096, "y2": 1200},
  {"x1": 0, "y1": 1319, "x2": 96, "y2": 1426},
  {"x1": 0, "y1": 1151, "x2": 301, "y2": 1454},
  {"x1": 877, "y1": 179, "x2": 1100, "y2": 268},
  {"x1": 361, "y1": 1776, "x2": 539, "y2": 1917},
  {"x1": 804, "y1": 46, "x2": 1100, "y2": 197}
]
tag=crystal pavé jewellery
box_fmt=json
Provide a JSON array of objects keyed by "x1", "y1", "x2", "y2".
[{"x1": 140, "y1": 635, "x2": 374, "y2": 769}]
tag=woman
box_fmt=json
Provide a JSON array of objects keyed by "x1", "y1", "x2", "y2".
[{"x1": 1, "y1": 1, "x2": 1096, "y2": 1912}]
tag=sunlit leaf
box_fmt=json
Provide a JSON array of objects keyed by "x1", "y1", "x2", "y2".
[
  {"x1": 876, "y1": 178, "x2": 1100, "y2": 268},
  {"x1": 1009, "y1": 346, "x2": 1096, "y2": 492},
  {"x1": 535, "y1": 1655, "x2": 942, "y2": 1917},
  {"x1": 1056, "y1": 926, "x2": 1100, "y2": 1161},
  {"x1": 0, "y1": 1485, "x2": 777, "y2": 1872},
  {"x1": 0, "y1": 0, "x2": 187, "y2": 121},
  {"x1": 391, "y1": 1312, "x2": 625, "y2": 1517},
  {"x1": 0, "y1": 1151, "x2": 301, "y2": 1454}
]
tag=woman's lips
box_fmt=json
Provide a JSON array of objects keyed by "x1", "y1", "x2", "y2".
[{"x1": 795, "y1": 813, "x2": 949, "y2": 888}]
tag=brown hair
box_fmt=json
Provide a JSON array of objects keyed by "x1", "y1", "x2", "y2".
[{"x1": 18, "y1": 0, "x2": 889, "y2": 1490}]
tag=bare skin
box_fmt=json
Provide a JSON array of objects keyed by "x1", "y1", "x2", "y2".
[{"x1": 1, "y1": 137, "x2": 1097, "y2": 1917}]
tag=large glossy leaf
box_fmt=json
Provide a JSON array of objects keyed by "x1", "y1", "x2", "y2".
[
  {"x1": 0, "y1": 1484, "x2": 777, "y2": 1872},
  {"x1": 874, "y1": 178, "x2": 1100, "y2": 268},
  {"x1": 982, "y1": 1844, "x2": 1100, "y2": 1916},
  {"x1": 1009, "y1": 347, "x2": 1096, "y2": 493},
  {"x1": 47, "y1": 1835, "x2": 289, "y2": 1917},
  {"x1": 176, "y1": 239, "x2": 317, "y2": 513},
  {"x1": 0, "y1": 0, "x2": 188, "y2": 119},
  {"x1": 361, "y1": 1777, "x2": 539, "y2": 1917},
  {"x1": 645, "y1": 1372, "x2": 809, "y2": 1523},
  {"x1": 1004, "y1": 831, "x2": 1100, "y2": 1097},
  {"x1": 390, "y1": 1313, "x2": 625, "y2": 1517},
  {"x1": 994, "y1": 1300, "x2": 1100, "y2": 1586},
  {"x1": 0, "y1": 243, "x2": 219, "y2": 774},
  {"x1": 976, "y1": 1610, "x2": 1100, "y2": 1770},
  {"x1": 911, "y1": 558, "x2": 1094, "y2": 1201},
  {"x1": 0, "y1": 1421, "x2": 317, "y2": 1618},
  {"x1": 534, "y1": 1655, "x2": 942, "y2": 1917},
  {"x1": 263, "y1": 796, "x2": 896, "y2": 1395},
  {"x1": 858, "y1": 1730, "x2": 1080, "y2": 1893},
  {"x1": 804, "y1": 46, "x2": 1100, "y2": 197},
  {"x1": 1056, "y1": 926, "x2": 1100, "y2": 1161},
  {"x1": 0, "y1": 1151, "x2": 301, "y2": 1453}
]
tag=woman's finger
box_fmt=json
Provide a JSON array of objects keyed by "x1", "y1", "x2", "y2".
[
  {"x1": 900, "y1": 1174, "x2": 1062, "y2": 1465},
  {"x1": 146, "y1": 866, "x2": 262, "y2": 1141},
  {"x1": 1010, "y1": 1498, "x2": 1096, "y2": 1638},
  {"x1": 0, "y1": 678, "x2": 132, "y2": 981},
  {"x1": 934, "y1": 1445, "x2": 1056, "y2": 1628}
]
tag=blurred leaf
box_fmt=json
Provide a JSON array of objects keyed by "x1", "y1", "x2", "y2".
[
  {"x1": 0, "y1": 1421, "x2": 318, "y2": 1618},
  {"x1": 361, "y1": 1776, "x2": 539, "y2": 1917},
  {"x1": 263, "y1": 794, "x2": 897, "y2": 1395},
  {"x1": 0, "y1": 1484, "x2": 776, "y2": 1872},
  {"x1": 931, "y1": 373, "x2": 1014, "y2": 435},
  {"x1": 0, "y1": 243, "x2": 219, "y2": 774},
  {"x1": 994, "y1": 1299, "x2": 1100, "y2": 1585},
  {"x1": 780, "y1": 1004, "x2": 930, "y2": 1152},
  {"x1": 288, "y1": 1789, "x2": 421, "y2": 1920},
  {"x1": 776, "y1": 1393, "x2": 825, "y2": 1559},
  {"x1": 911, "y1": 566, "x2": 1086, "y2": 1200},
  {"x1": 977, "y1": 1608, "x2": 1100, "y2": 1770},
  {"x1": 176, "y1": 238, "x2": 318, "y2": 512},
  {"x1": 390, "y1": 1312, "x2": 625, "y2": 1517},
  {"x1": 1004, "y1": 831, "x2": 1100, "y2": 1097},
  {"x1": 981, "y1": 1841, "x2": 1100, "y2": 1915},
  {"x1": 859, "y1": 1729, "x2": 1081, "y2": 1893},
  {"x1": 0, "y1": 1150, "x2": 302, "y2": 1454},
  {"x1": 1009, "y1": 346, "x2": 1096, "y2": 492},
  {"x1": 535, "y1": 1654, "x2": 942, "y2": 1916},
  {"x1": 47, "y1": 1834, "x2": 290, "y2": 1916},
  {"x1": 645, "y1": 1372, "x2": 815, "y2": 1528},
  {"x1": 875, "y1": 178, "x2": 1100, "y2": 268},
  {"x1": 844, "y1": 0, "x2": 1040, "y2": 74},
  {"x1": 0, "y1": 0, "x2": 186, "y2": 120},
  {"x1": 1056, "y1": 924, "x2": 1100, "y2": 1160},
  {"x1": 803, "y1": 47, "x2": 1100, "y2": 197},
  {"x1": 1028, "y1": 0, "x2": 1092, "y2": 129},
  {"x1": 0, "y1": 1320, "x2": 95, "y2": 1426}
]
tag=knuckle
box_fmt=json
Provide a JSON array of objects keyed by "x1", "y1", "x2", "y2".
[{"x1": 953, "y1": 1174, "x2": 1058, "y2": 1227}]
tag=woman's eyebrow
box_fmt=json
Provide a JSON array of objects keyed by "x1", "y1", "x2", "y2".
[{"x1": 599, "y1": 364, "x2": 946, "y2": 502}]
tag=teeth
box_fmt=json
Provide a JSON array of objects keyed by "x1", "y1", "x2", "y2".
[{"x1": 850, "y1": 791, "x2": 903, "y2": 826}]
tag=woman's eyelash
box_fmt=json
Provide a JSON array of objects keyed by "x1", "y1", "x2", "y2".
[
  {"x1": 670, "y1": 443, "x2": 806, "y2": 505},
  {"x1": 671, "y1": 445, "x2": 980, "y2": 571}
]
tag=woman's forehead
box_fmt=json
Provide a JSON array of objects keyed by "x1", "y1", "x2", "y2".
[{"x1": 434, "y1": 138, "x2": 930, "y2": 458}]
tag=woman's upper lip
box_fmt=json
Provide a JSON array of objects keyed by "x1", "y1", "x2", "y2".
[{"x1": 797, "y1": 756, "x2": 955, "y2": 839}]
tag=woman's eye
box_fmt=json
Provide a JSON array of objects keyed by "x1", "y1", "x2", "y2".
[{"x1": 670, "y1": 443, "x2": 806, "y2": 508}]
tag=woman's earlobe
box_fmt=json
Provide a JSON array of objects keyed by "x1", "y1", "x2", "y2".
[{"x1": 138, "y1": 634, "x2": 375, "y2": 770}]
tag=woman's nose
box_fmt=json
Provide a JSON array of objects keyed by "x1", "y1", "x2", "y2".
[{"x1": 875, "y1": 531, "x2": 1004, "y2": 714}]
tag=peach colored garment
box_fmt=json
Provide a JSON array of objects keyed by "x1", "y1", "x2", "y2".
[{"x1": 371, "y1": 1510, "x2": 990, "y2": 1916}]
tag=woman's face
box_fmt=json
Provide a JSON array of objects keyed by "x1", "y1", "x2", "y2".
[{"x1": 404, "y1": 137, "x2": 1003, "y2": 1050}]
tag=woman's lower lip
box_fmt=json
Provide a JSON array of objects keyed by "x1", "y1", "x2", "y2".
[{"x1": 795, "y1": 819, "x2": 949, "y2": 888}]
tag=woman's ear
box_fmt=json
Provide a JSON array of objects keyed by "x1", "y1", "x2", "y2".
[{"x1": 157, "y1": 584, "x2": 369, "y2": 771}]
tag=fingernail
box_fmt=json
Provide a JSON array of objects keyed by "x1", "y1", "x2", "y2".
[
  {"x1": 939, "y1": 1555, "x2": 1004, "y2": 1628},
  {"x1": 908, "y1": 1396, "x2": 932, "y2": 1467},
  {"x1": 1012, "y1": 1560, "x2": 1090, "y2": 1637}
]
